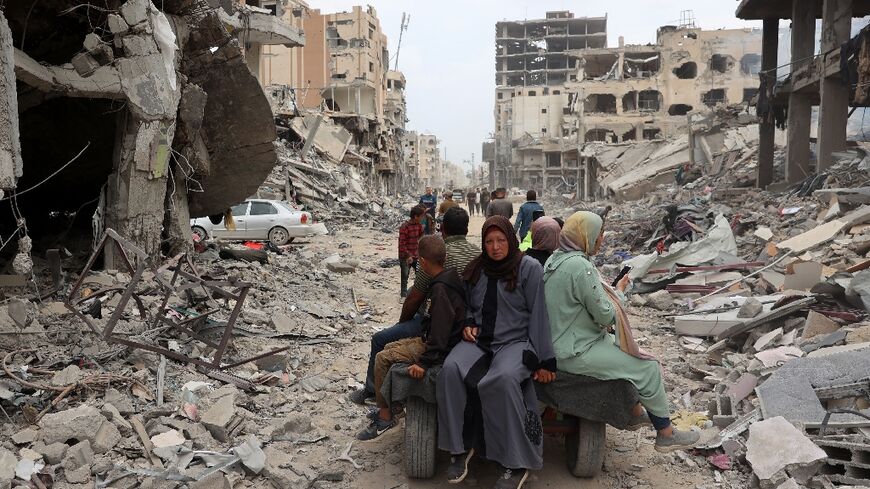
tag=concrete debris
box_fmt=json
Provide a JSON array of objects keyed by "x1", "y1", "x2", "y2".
[
  {"x1": 746, "y1": 417, "x2": 827, "y2": 488},
  {"x1": 737, "y1": 297, "x2": 764, "y2": 318},
  {"x1": 50, "y1": 364, "x2": 83, "y2": 386},
  {"x1": 232, "y1": 434, "x2": 266, "y2": 474}
]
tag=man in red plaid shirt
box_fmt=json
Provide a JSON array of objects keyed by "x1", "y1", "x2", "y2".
[{"x1": 398, "y1": 205, "x2": 425, "y2": 297}]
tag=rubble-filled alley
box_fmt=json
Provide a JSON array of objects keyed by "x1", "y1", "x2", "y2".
[{"x1": 3, "y1": 1, "x2": 870, "y2": 489}]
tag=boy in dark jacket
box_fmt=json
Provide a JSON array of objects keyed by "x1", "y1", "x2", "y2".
[{"x1": 357, "y1": 235, "x2": 467, "y2": 440}]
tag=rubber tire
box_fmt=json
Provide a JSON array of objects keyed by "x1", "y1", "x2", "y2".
[
  {"x1": 191, "y1": 226, "x2": 208, "y2": 241},
  {"x1": 565, "y1": 417, "x2": 606, "y2": 478},
  {"x1": 268, "y1": 226, "x2": 290, "y2": 246},
  {"x1": 404, "y1": 396, "x2": 437, "y2": 479}
]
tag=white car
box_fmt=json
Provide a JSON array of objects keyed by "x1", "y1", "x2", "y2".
[{"x1": 191, "y1": 199, "x2": 327, "y2": 245}]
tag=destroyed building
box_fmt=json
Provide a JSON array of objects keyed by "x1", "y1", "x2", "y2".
[
  {"x1": 737, "y1": 0, "x2": 870, "y2": 189},
  {"x1": 492, "y1": 11, "x2": 763, "y2": 192},
  {"x1": 0, "y1": 0, "x2": 302, "y2": 270},
  {"x1": 260, "y1": 5, "x2": 416, "y2": 194}
]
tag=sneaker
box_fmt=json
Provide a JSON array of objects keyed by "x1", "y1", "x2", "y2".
[
  {"x1": 365, "y1": 404, "x2": 405, "y2": 422},
  {"x1": 654, "y1": 429, "x2": 701, "y2": 453},
  {"x1": 625, "y1": 411, "x2": 653, "y2": 431},
  {"x1": 446, "y1": 448, "x2": 474, "y2": 484},
  {"x1": 494, "y1": 468, "x2": 528, "y2": 489},
  {"x1": 355, "y1": 417, "x2": 397, "y2": 441},
  {"x1": 348, "y1": 388, "x2": 373, "y2": 406}
]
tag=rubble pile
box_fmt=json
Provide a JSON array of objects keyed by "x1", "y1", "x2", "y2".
[
  {"x1": 553, "y1": 136, "x2": 870, "y2": 488},
  {"x1": 254, "y1": 141, "x2": 408, "y2": 232},
  {"x1": 0, "y1": 229, "x2": 398, "y2": 489}
]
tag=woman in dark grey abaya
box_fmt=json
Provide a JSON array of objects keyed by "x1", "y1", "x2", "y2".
[{"x1": 436, "y1": 216, "x2": 556, "y2": 489}]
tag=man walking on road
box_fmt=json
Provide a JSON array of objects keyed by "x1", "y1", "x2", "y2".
[
  {"x1": 419, "y1": 187, "x2": 437, "y2": 235},
  {"x1": 348, "y1": 207, "x2": 480, "y2": 405},
  {"x1": 466, "y1": 188, "x2": 477, "y2": 216},
  {"x1": 515, "y1": 190, "x2": 544, "y2": 241},
  {"x1": 486, "y1": 187, "x2": 514, "y2": 219},
  {"x1": 479, "y1": 187, "x2": 490, "y2": 216}
]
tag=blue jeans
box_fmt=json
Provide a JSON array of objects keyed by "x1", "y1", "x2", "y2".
[{"x1": 364, "y1": 315, "x2": 424, "y2": 394}]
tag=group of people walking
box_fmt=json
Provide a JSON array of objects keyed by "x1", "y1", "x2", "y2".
[{"x1": 361, "y1": 191, "x2": 699, "y2": 489}]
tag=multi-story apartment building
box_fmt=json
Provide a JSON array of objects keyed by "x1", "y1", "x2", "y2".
[{"x1": 493, "y1": 11, "x2": 763, "y2": 191}]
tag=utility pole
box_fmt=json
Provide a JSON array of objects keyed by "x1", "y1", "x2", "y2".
[{"x1": 394, "y1": 13, "x2": 410, "y2": 71}]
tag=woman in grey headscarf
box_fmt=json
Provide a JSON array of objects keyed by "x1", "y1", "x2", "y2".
[{"x1": 524, "y1": 217, "x2": 561, "y2": 268}]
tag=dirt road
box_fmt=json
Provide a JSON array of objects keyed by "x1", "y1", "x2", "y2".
[{"x1": 297, "y1": 204, "x2": 714, "y2": 489}]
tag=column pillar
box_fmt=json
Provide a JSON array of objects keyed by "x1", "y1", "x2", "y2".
[
  {"x1": 817, "y1": 0, "x2": 853, "y2": 172},
  {"x1": 758, "y1": 18, "x2": 779, "y2": 188},
  {"x1": 785, "y1": 0, "x2": 816, "y2": 183}
]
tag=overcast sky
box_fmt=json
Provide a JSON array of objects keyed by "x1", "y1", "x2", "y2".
[{"x1": 309, "y1": 1, "x2": 762, "y2": 171}]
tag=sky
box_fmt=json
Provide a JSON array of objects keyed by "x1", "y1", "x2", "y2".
[{"x1": 309, "y1": 1, "x2": 762, "y2": 171}]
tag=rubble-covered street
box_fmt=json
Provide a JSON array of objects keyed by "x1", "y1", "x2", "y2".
[{"x1": 3, "y1": 0, "x2": 870, "y2": 489}]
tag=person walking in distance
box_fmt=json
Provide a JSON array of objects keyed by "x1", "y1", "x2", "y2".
[{"x1": 398, "y1": 206, "x2": 425, "y2": 298}]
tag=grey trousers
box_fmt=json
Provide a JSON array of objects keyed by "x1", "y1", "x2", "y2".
[{"x1": 436, "y1": 341, "x2": 543, "y2": 470}]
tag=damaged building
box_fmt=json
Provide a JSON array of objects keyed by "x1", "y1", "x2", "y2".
[
  {"x1": 0, "y1": 0, "x2": 303, "y2": 271},
  {"x1": 492, "y1": 10, "x2": 763, "y2": 192},
  {"x1": 261, "y1": 5, "x2": 417, "y2": 193}
]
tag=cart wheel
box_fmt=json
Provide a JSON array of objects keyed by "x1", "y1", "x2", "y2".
[
  {"x1": 404, "y1": 396, "x2": 437, "y2": 478},
  {"x1": 565, "y1": 416, "x2": 606, "y2": 478}
]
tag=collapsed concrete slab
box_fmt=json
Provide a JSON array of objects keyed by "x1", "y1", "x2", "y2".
[
  {"x1": 756, "y1": 348, "x2": 870, "y2": 428},
  {"x1": 746, "y1": 416, "x2": 827, "y2": 488}
]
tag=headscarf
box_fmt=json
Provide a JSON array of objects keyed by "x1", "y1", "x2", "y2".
[
  {"x1": 463, "y1": 216, "x2": 524, "y2": 291},
  {"x1": 531, "y1": 217, "x2": 561, "y2": 253},
  {"x1": 559, "y1": 211, "x2": 603, "y2": 253},
  {"x1": 558, "y1": 212, "x2": 655, "y2": 361}
]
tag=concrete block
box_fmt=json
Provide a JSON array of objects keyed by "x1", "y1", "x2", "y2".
[
  {"x1": 0, "y1": 448, "x2": 14, "y2": 487},
  {"x1": 801, "y1": 329, "x2": 848, "y2": 353},
  {"x1": 645, "y1": 289, "x2": 673, "y2": 311},
  {"x1": 121, "y1": 35, "x2": 159, "y2": 57},
  {"x1": 802, "y1": 310, "x2": 840, "y2": 339},
  {"x1": 71, "y1": 52, "x2": 100, "y2": 77},
  {"x1": 90, "y1": 44, "x2": 115, "y2": 66},
  {"x1": 738, "y1": 297, "x2": 764, "y2": 318},
  {"x1": 200, "y1": 395, "x2": 236, "y2": 442},
  {"x1": 119, "y1": 0, "x2": 150, "y2": 26},
  {"x1": 189, "y1": 472, "x2": 230, "y2": 489},
  {"x1": 37, "y1": 442, "x2": 68, "y2": 464},
  {"x1": 61, "y1": 440, "x2": 93, "y2": 483},
  {"x1": 11, "y1": 427, "x2": 37, "y2": 444},
  {"x1": 847, "y1": 323, "x2": 870, "y2": 344},
  {"x1": 39, "y1": 405, "x2": 106, "y2": 445},
  {"x1": 108, "y1": 14, "x2": 129, "y2": 34},
  {"x1": 756, "y1": 349, "x2": 870, "y2": 428},
  {"x1": 83, "y1": 33, "x2": 102, "y2": 52},
  {"x1": 746, "y1": 416, "x2": 826, "y2": 488},
  {"x1": 51, "y1": 365, "x2": 82, "y2": 386},
  {"x1": 754, "y1": 327, "x2": 783, "y2": 352},
  {"x1": 92, "y1": 418, "x2": 122, "y2": 453}
]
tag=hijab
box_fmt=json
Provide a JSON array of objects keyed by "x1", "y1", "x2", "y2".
[
  {"x1": 463, "y1": 216, "x2": 524, "y2": 291},
  {"x1": 531, "y1": 217, "x2": 561, "y2": 253},
  {"x1": 559, "y1": 211, "x2": 603, "y2": 254}
]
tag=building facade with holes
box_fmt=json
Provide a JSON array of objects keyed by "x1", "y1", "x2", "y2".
[{"x1": 492, "y1": 11, "x2": 763, "y2": 190}]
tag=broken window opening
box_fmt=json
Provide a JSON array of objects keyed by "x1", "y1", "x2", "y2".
[
  {"x1": 585, "y1": 129, "x2": 614, "y2": 142},
  {"x1": 622, "y1": 128, "x2": 637, "y2": 141},
  {"x1": 497, "y1": 93, "x2": 504, "y2": 100},
  {"x1": 702, "y1": 89, "x2": 727, "y2": 107},
  {"x1": 582, "y1": 54, "x2": 619, "y2": 79},
  {"x1": 638, "y1": 90, "x2": 662, "y2": 112},
  {"x1": 553, "y1": 90, "x2": 561, "y2": 95},
  {"x1": 622, "y1": 91, "x2": 638, "y2": 112},
  {"x1": 743, "y1": 88, "x2": 759, "y2": 103},
  {"x1": 672, "y1": 61, "x2": 697, "y2": 79},
  {"x1": 623, "y1": 53, "x2": 660, "y2": 78},
  {"x1": 541, "y1": 108, "x2": 547, "y2": 114},
  {"x1": 668, "y1": 104, "x2": 693, "y2": 116},
  {"x1": 710, "y1": 54, "x2": 735, "y2": 74},
  {"x1": 643, "y1": 128, "x2": 662, "y2": 140},
  {"x1": 584, "y1": 94, "x2": 617, "y2": 114},
  {"x1": 546, "y1": 152, "x2": 561, "y2": 168},
  {"x1": 7, "y1": 1, "x2": 111, "y2": 64},
  {"x1": 324, "y1": 98, "x2": 341, "y2": 111},
  {"x1": 528, "y1": 90, "x2": 537, "y2": 97},
  {"x1": 741, "y1": 53, "x2": 762, "y2": 75}
]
